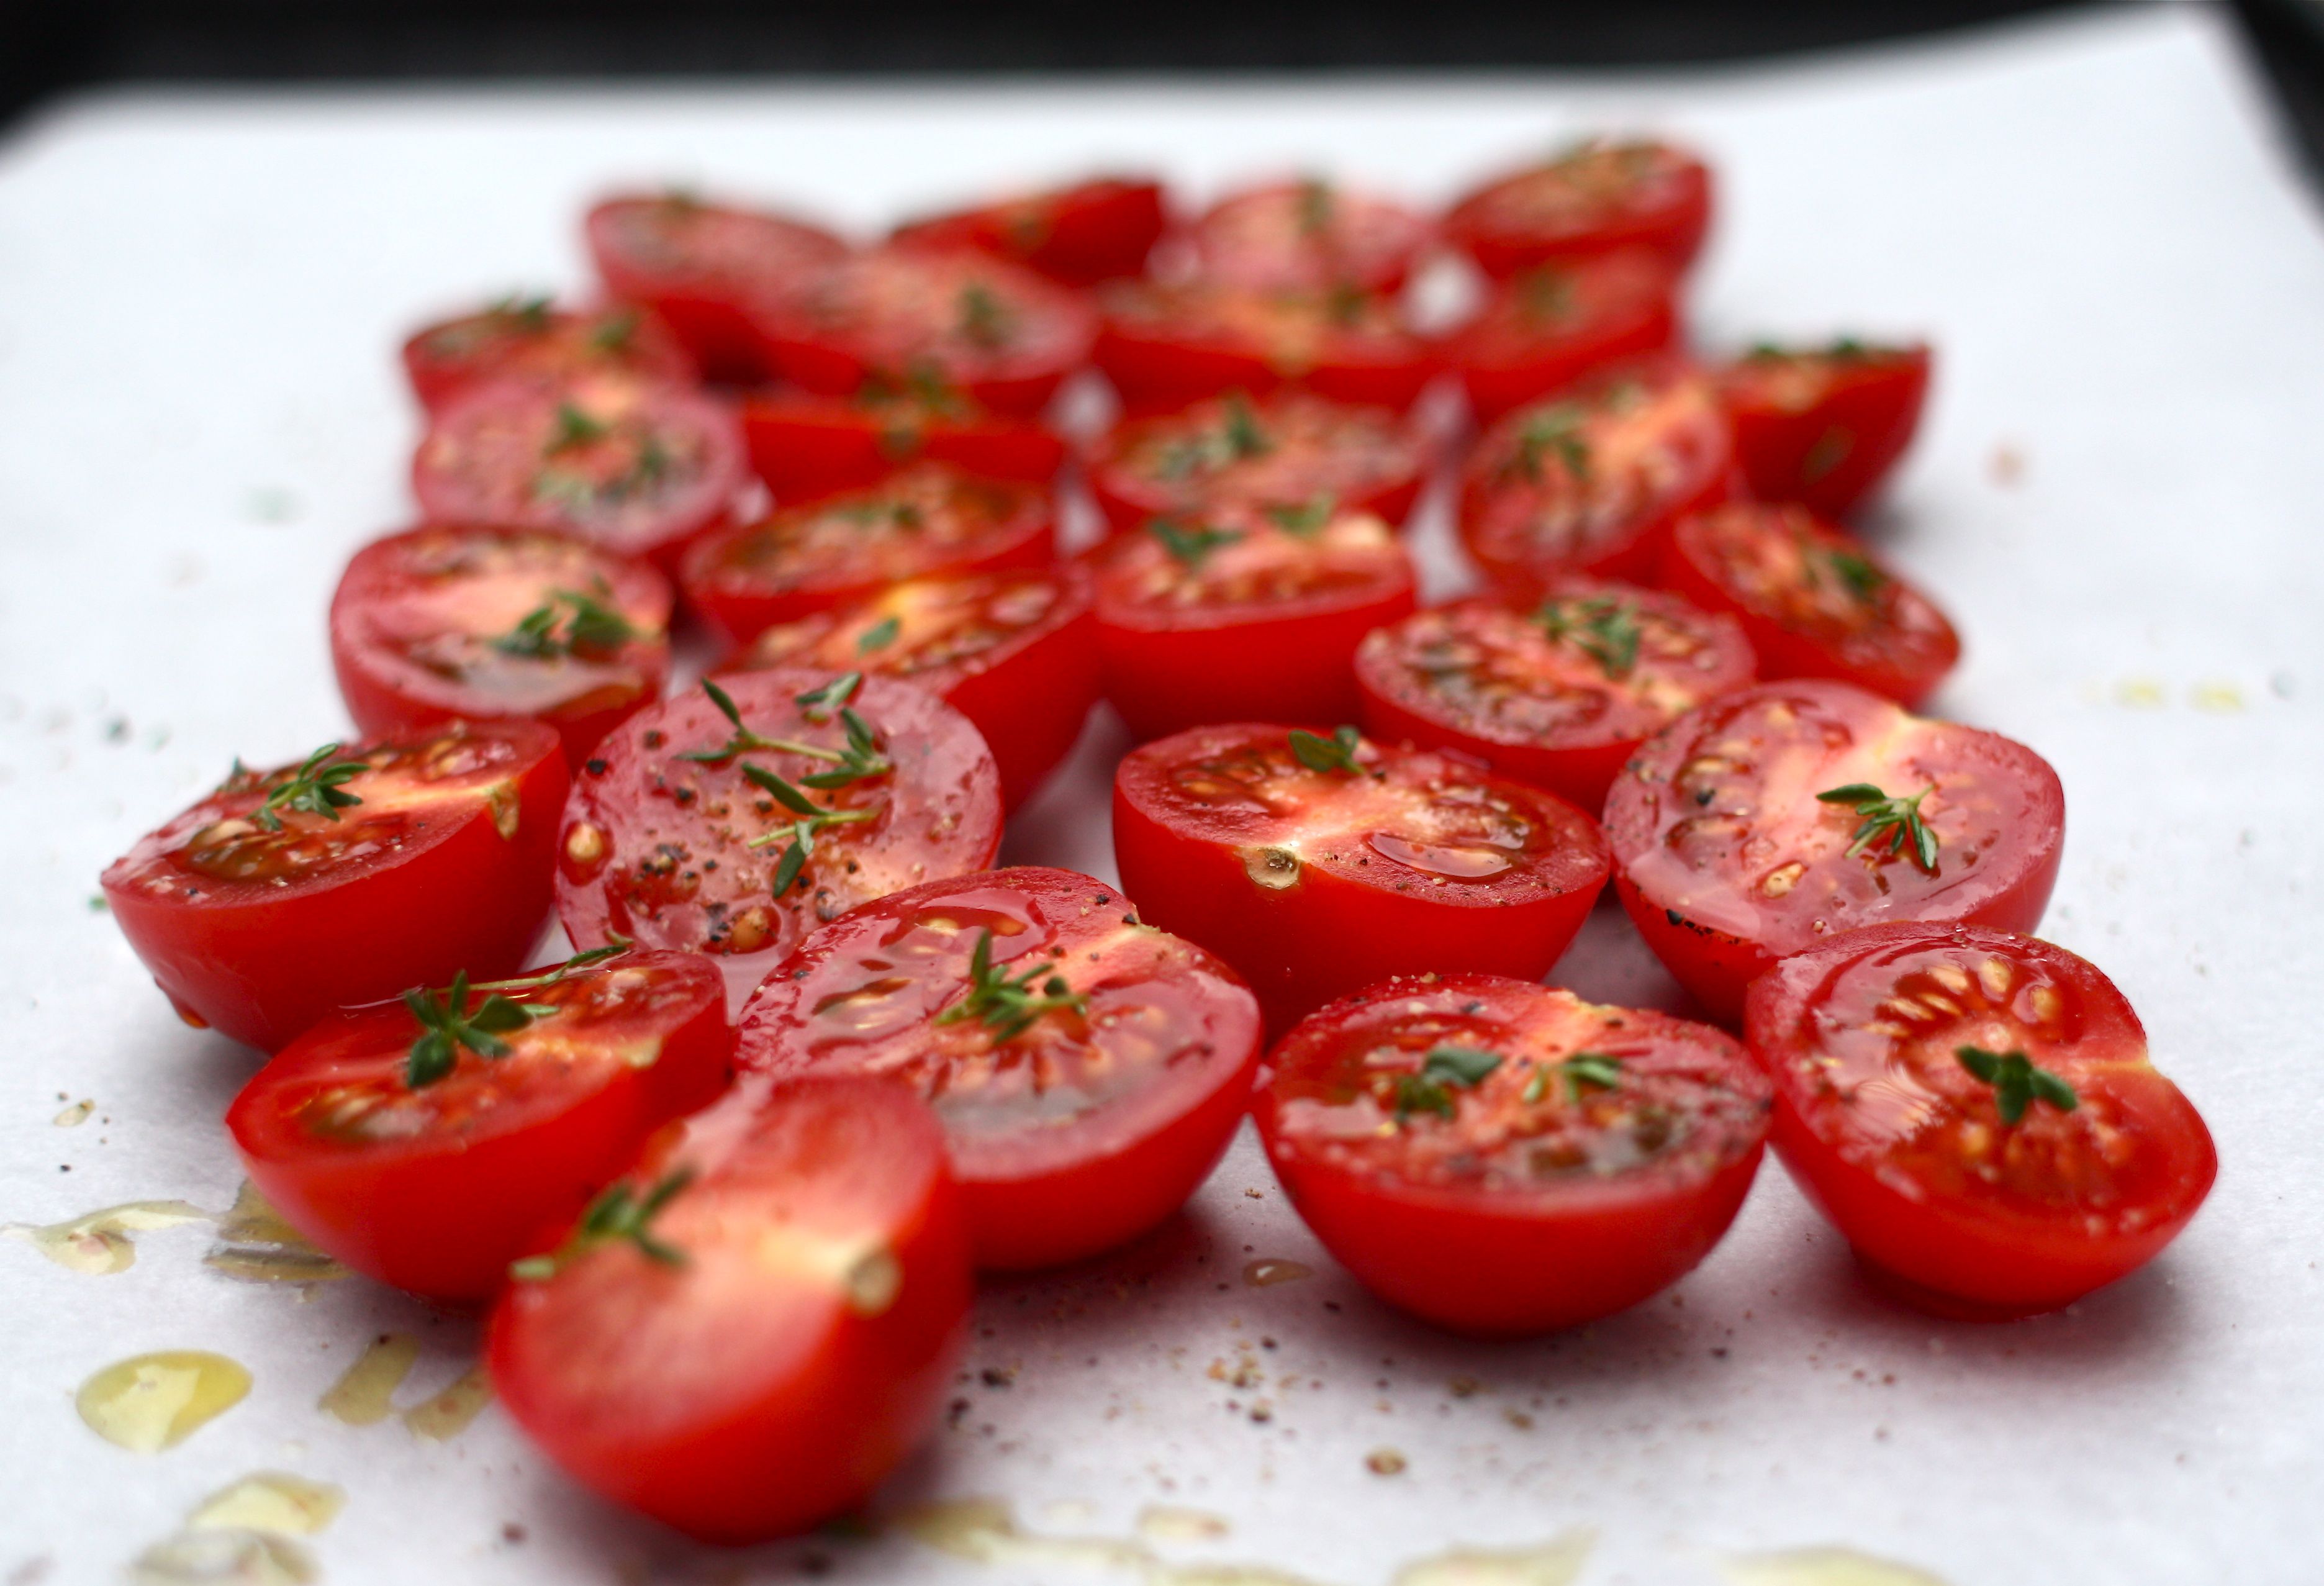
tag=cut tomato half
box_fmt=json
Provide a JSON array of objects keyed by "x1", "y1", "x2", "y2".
[
  {"x1": 1445, "y1": 250, "x2": 1680, "y2": 422},
  {"x1": 1716, "y1": 340, "x2": 1932, "y2": 519},
  {"x1": 1095, "y1": 279, "x2": 1437, "y2": 415},
  {"x1": 402, "y1": 299, "x2": 695, "y2": 413},
  {"x1": 740, "y1": 382, "x2": 1064, "y2": 504},
  {"x1": 1190, "y1": 179, "x2": 1434, "y2": 293},
  {"x1": 1445, "y1": 138, "x2": 1712, "y2": 278},
  {"x1": 891, "y1": 176, "x2": 1167, "y2": 287}
]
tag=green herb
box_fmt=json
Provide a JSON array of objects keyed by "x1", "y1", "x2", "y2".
[
  {"x1": 1518, "y1": 267, "x2": 1574, "y2": 325},
  {"x1": 402, "y1": 969, "x2": 554, "y2": 1088},
  {"x1": 680, "y1": 677, "x2": 791, "y2": 761},
  {"x1": 1392, "y1": 1046, "x2": 1504, "y2": 1121},
  {"x1": 856, "y1": 615, "x2": 901, "y2": 655},
  {"x1": 935, "y1": 928, "x2": 1089, "y2": 1043},
  {"x1": 546, "y1": 402, "x2": 610, "y2": 455},
  {"x1": 252, "y1": 742, "x2": 367, "y2": 833},
  {"x1": 1819, "y1": 546, "x2": 1886, "y2": 601},
  {"x1": 587, "y1": 309, "x2": 640, "y2": 353},
  {"x1": 509, "y1": 1167, "x2": 694, "y2": 1281},
  {"x1": 741, "y1": 764, "x2": 880, "y2": 895},
  {"x1": 1221, "y1": 391, "x2": 1273, "y2": 459},
  {"x1": 1801, "y1": 427, "x2": 1856, "y2": 484},
  {"x1": 1287, "y1": 724, "x2": 1365, "y2": 776},
  {"x1": 958, "y1": 282, "x2": 1014, "y2": 348},
  {"x1": 487, "y1": 293, "x2": 554, "y2": 333},
  {"x1": 1263, "y1": 494, "x2": 1336, "y2": 537},
  {"x1": 1955, "y1": 1045, "x2": 2078, "y2": 1125},
  {"x1": 1324, "y1": 282, "x2": 1368, "y2": 327},
  {"x1": 1816, "y1": 782, "x2": 1940, "y2": 871},
  {"x1": 1524, "y1": 1050, "x2": 1622, "y2": 1105},
  {"x1": 1295, "y1": 178, "x2": 1335, "y2": 236},
  {"x1": 1391, "y1": 1072, "x2": 1457, "y2": 1121},
  {"x1": 491, "y1": 587, "x2": 640, "y2": 660},
  {"x1": 1149, "y1": 517, "x2": 1244, "y2": 569},
  {"x1": 1514, "y1": 402, "x2": 1591, "y2": 482},
  {"x1": 1830, "y1": 335, "x2": 1868, "y2": 358},
  {"x1": 1537, "y1": 595, "x2": 1642, "y2": 679},
  {"x1": 794, "y1": 672, "x2": 864, "y2": 722}
]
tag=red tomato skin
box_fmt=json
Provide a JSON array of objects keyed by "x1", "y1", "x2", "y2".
[
  {"x1": 1743, "y1": 923, "x2": 2217, "y2": 1316},
  {"x1": 739, "y1": 390, "x2": 1065, "y2": 503},
  {"x1": 1605, "y1": 682, "x2": 2066, "y2": 1024},
  {"x1": 487, "y1": 1078, "x2": 971, "y2": 1543},
  {"x1": 584, "y1": 196, "x2": 850, "y2": 383},
  {"x1": 1093, "y1": 285, "x2": 1439, "y2": 417},
  {"x1": 328, "y1": 525, "x2": 675, "y2": 768},
  {"x1": 1190, "y1": 181, "x2": 1435, "y2": 294},
  {"x1": 101, "y1": 723, "x2": 567, "y2": 1052},
  {"x1": 1448, "y1": 251, "x2": 1681, "y2": 423},
  {"x1": 400, "y1": 305, "x2": 697, "y2": 414},
  {"x1": 891, "y1": 177, "x2": 1167, "y2": 287},
  {"x1": 225, "y1": 949, "x2": 731, "y2": 1302},
  {"x1": 1445, "y1": 145, "x2": 1713, "y2": 278},
  {"x1": 734, "y1": 867, "x2": 1264, "y2": 1270},
  {"x1": 1113, "y1": 726, "x2": 1611, "y2": 1031},
  {"x1": 1720, "y1": 346, "x2": 1932, "y2": 519}
]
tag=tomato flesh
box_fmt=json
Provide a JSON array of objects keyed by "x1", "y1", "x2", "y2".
[
  {"x1": 1114, "y1": 724, "x2": 1610, "y2": 1031},
  {"x1": 1458, "y1": 358, "x2": 1732, "y2": 595},
  {"x1": 1717, "y1": 342, "x2": 1932, "y2": 519},
  {"x1": 1086, "y1": 504, "x2": 1416, "y2": 741},
  {"x1": 1604, "y1": 679, "x2": 2065, "y2": 1023},
  {"x1": 1355, "y1": 582, "x2": 1756, "y2": 811},
  {"x1": 735, "y1": 867, "x2": 1263, "y2": 1270},
  {"x1": 102, "y1": 722, "x2": 567, "y2": 1051},
  {"x1": 680, "y1": 462, "x2": 1054, "y2": 648},
  {"x1": 330, "y1": 523, "x2": 674, "y2": 767},
  {"x1": 586, "y1": 194, "x2": 849, "y2": 382},
  {"x1": 740, "y1": 385, "x2": 1065, "y2": 504},
  {"x1": 1257, "y1": 974, "x2": 1768, "y2": 1334},
  {"x1": 717, "y1": 568, "x2": 1096, "y2": 810},
  {"x1": 1444, "y1": 139, "x2": 1713, "y2": 278},
  {"x1": 1663, "y1": 501, "x2": 1960, "y2": 707},
  {"x1": 401, "y1": 300, "x2": 695, "y2": 413},
  {"x1": 227, "y1": 948, "x2": 731, "y2": 1302},
  {"x1": 1087, "y1": 390, "x2": 1428, "y2": 538},
  {"x1": 556, "y1": 669, "x2": 1003, "y2": 1008},
  {"x1": 487, "y1": 1077, "x2": 971, "y2": 1543},
  {"x1": 1445, "y1": 250, "x2": 1680, "y2": 422},
  {"x1": 1095, "y1": 279, "x2": 1437, "y2": 415},
  {"x1": 1190, "y1": 180, "x2": 1434, "y2": 292},
  {"x1": 412, "y1": 375, "x2": 749, "y2": 575},
  {"x1": 1744, "y1": 923, "x2": 2215, "y2": 1317},
  {"x1": 891, "y1": 176, "x2": 1166, "y2": 287}
]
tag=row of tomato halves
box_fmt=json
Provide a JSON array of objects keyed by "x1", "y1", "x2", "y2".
[{"x1": 94, "y1": 145, "x2": 2212, "y2": 1546}]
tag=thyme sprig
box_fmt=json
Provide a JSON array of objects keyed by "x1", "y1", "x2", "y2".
[
  {"x1": 1956, "y1": 1045, "x2": 2078, "y2": 1125},
  {"x1": 1537, "y1": 595, "x2": 1642, "y2": 679},
  {"x1": 509, "y1": 1167, "x2": 694, "y2": 1282},
  {"x1": 1288, "y1": 724, "x2": 1367, "y2": 776},
  {"x1": 1393, "y1": 1045, "x2": 1505, "y2": 1121},
  {"x1": 1817, "y1": 782, "x2": 1940, "y2": 871},
  {"x1": 252, "y1": 743, "x2": 367, "y2": 833},
  {"x1": 491, "y1": 587, "x2": 640, "y2": 660},
  {"x1": 935, "y1": 928, "x2": 1088, "y2": 1043}
]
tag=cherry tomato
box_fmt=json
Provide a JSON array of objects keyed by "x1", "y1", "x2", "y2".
[
  {"x1": 1445, "y1": 250, "x2": 1679, "y2": 422},
  {"x1": 749, "y1": 247, "x2": 1097, "y2": 419},
  {"x1": 740, "y1": 381, "x2": 1065, "y2": 504},
  {"x1": 679, "y1": 463, "x2": 1054, "y2": 649},
  {"x1": 1114, "y1": 723, "x2": 1610, "y2": 1031},
  {"x1": 1257, "y1": 974, "x2": 1768, "y2": 1334},
  {"x1": 226, "y1": 947, "x2": 731, "y2": 1303},
  {"x1": 585, "y1": 193, "x2": 849, "y2": 382},
  {"x1": 1190, "y1": 179, "x2": 1434, "y2": 292},
  {"x1": 1604, "y1": 679, "x2": 2065, "y2": 1024},
  {"x1": 1095, "y1": 279, "x2": 1437, "y2": 415},
  {"x1": 102, "y1": 722, "x2": 568, "y2": 1052},
  {"x1": 1717, "y1": 341, "x2": 1932, "y2": 519},
  {"x1": 718, "y1": 568, "x2": 1096, "y2": 811},
  {"x1": 1085, "y1": 390, "x2": 1429, "y2": 538},
  {"x1": 1355, "y1": 582, "x2": 1755, "y2": 811},
  {"x1": 330, "y1": 523, "x2": 674, "y2": 768},
  {"x1": 556, "y1": 670, "x2": 1002, "y2": 1008},
  {"x1": 1444, "y1": 138, "x2": 1713, "y2": 278},
  {"x1": 1744, "y1": 923, "x2": 2216, "y2": 1318},
  {"x1": 734, "y1": 866, "x2": 1263, "y2": 1269},
  {"x1": 1086, "y1": 504, "x2": 1416, "y2": 741},
  {"x1": 1458, "y1": 358, "x2": 1732, "y2": 594},
  {"x1": 400, "y1": 298, "x2": 695, "y2": 414},
  {"x1": 1662, "y1": 501, "x2": 1960, "y2": 707},
  {"x1": 487, "y1": 1076, "x2": 970, "y2": 1543},
  {"x1": 411, "y1": 375, "x2": 749, "y2": 576},
  {"x1": 891, "y1": 176, "x2": 1167, "y2": 287}
]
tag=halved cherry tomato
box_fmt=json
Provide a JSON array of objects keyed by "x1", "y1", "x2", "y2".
[
  {"x1": 1604, "y1": 679, "x2": 2065, "y2": 1024},
  {"x1": 1458, "y1": 358, "x2": 1732, "y2": 594},
  {"x1": 411, "y1": 375, "x2": 749, "y2": 576},
  {"x1": 487, "y1": 1076, "x2": 970, "y2": 1543},
  {"x1": 400, "y1": 298, "x2": 696, "y2": 414},
  {"x1": 734, "y1": 866, "x2": 1263, "y2": 1270},
  {"x1": 1114, "y1": 723, "x2": 1610, "y2": 1031},
  {"x1": 890, "y1": 176, "x2": 1167, "y2": 288},
  {"x1": 740, "y1": 380, "x2": 1065, "y2": 504},
  {"x1": 1085, "y1": 390, "x2": 1428, "y2": 538},
  {"x1": 1190, "y1": 179, "x2": 1434, "y2": 292},
  {"x1": 330, "y1": 523, "x2": 674, "y2": 767},
  {"x1": 1095, "y1": 279, "x2": 1437, "y2": 415},
  {"x1": 1257, "y1": 974, "x2": 1768, "y2": 1335},
  {"x1": 226, "y1": 946, "x2": 731, "y2": 1303},
  {"x1": 1445, "y1": 250, "x2": 1679, "y2": 422},
  {"x1": 1355, "y1": 581, "x2": 1755, "y2": 810},
  {"x1": 679, "y1": 463, "x2": 1054, "y2": 648},
  {"x1": 1086, "y1": 504, "x2": 1416, "y2": 741},
  {"x1": 585, "y1": 193, "x2": 850, "y2": 382},
  {"x1": 1717, "y1": 341, "x2": 1932, "y2": 519},
  {"x1": 1745, "y1": 923, "x2": 2215, "y2": 1318},
  {"x1": 749, "y1": 247, "x2": 1096, "y2": 418},
  {"x1": 717, "y1": 568, "x2": 1096, "y2": 811},
  {"x1": 556, "y1": 670, "x2": 1002, "y2": 1007},
  {"x1": 1663, "y1": 501, "x2": 1959, "y2": 707},
  {"x1": 1444, "y1": 138, "x2": 1713, "y2": 278},
  {"x1": 102, "y1": 722, "x2": 567, "y2": 1051}
]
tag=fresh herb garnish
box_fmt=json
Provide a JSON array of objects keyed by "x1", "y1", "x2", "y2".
[
  {"x1": 794, "y1": 671, "x2": 864, "y2": 722},
  {"x1": 1524, "y1": 1050, "x2": 1622, "y2": 1105},
  {"x1": 679, "y1": 677, "x2": 884, "y2": 784},
  {"x1": 1518, "y1": 267, "x2": 1574, "y2": 325},
  {"x1": 1537, "y1": 595, "x2": 1642, "y2": 679},
  {"x1": 1295, "y1": 178, "x2": 1335, "y2": 235},
  {"x1": 1263, "y1": 494, "x2": 1336, "y2": 537},
  {"x1": 546, "y1": 402, "x2": 610, "y2": 455},
  {"x1": 589, "y1": 309, "x2": 640, "y2": 353},
  {"x1": 1514, "y1": 402, "x2": 1591, "y2": 481},
  {"x1": 1287, "y1": 724, "x2": 1365, "y2": 776},
  {"x1": 934, "y1": 928, "x2": 1088, "y2": 1043},
  {"x1": 1324, "y1": 281, "x2": 1368, "y2": 327},
  {"x1": 1392, "y1": 1045, "x2": 1504, "y2": 1120},
  {"x1": 742, "y1": 764, "x2": 880, "y2": 896},
  {"x1": 491, "y1": 587, "x2": 640, "y2": 660},
  {"x1": 509, "y1": 1167, "x2": 693, "y2": 1282},
  {"x1": 1816, "y1": 782, "x2": 1940, "y2": 871},
  {"x1": 488, "y1": 293, "x2": 554, "y2": 333},
  {"x1": 402, "y1": 969, "x2": 553, "y2": 1087},
  {"x1": 1955, "y1": 1045, "x2": 2078, "y2": 1125},
  {"x1": 1221, "y1": 391, "x2": 1273, "y2": 459},
  {"x1": 958, "y1": 283, "x2": 1013, "y2": 348},
  {"x1": 857, "y1": 615, "x2": 902, "y2": 655},
  {"x1": 1149, "y1": 517, "x2": 1244, "y2": 570},
  {"x1": 1819, "y1": 546, "x2": 1886, "y2": 601},
  {"x1": 252, "y1": 742, "x2": 367, "y2": 833}
]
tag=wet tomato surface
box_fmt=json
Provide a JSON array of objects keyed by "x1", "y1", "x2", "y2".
[
  {"x1": 401, "y1": 298, "x2": 695, "y2": 412},
  {"x1": 1445, "y1": 250, "x2": 1680, "y2": 422},
  {"x1": 1716, "y1": 341, "x2": 1932, "y2": 519},
  {"x1": 1444, "y1": 138, "x2": 1713, "y2": 278},
  {"x1": 890, "y1": 176, "x2": 1167, "y2": 287},
  {"x1": 1189, "y1": 179, "x2": 1434, "y2": 292},
  {"x1": 585, "y1": 193, "x2": 849, "y2": 381},
  {"x1": 1095, "y1": 279, "x2": 1437, "y2": 415}
]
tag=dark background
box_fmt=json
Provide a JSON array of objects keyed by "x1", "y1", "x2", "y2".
[{"x1": 2, "y1": 1, "x2": 2321, "y2": 192}]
